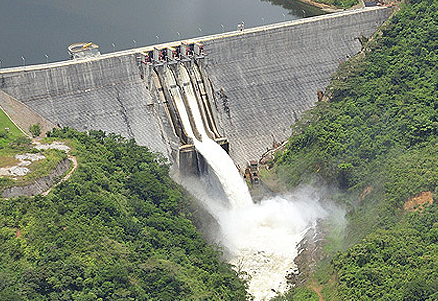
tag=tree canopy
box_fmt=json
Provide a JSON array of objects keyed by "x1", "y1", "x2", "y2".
[
  {"x1": 273, "y1": 0, "x2": 438, "y2": 299},
  {"x1": 0, "y1": 128, "x2": 248, "y2": 300}
]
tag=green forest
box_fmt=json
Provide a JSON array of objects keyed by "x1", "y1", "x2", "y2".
[
  {"x1": 272, "y1": 0, "x2": 438, "y2": 299},
  {"x1": 0, "y1": 128, "x2": 247, "y2": 300}
]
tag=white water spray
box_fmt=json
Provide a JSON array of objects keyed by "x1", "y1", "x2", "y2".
[
  {"x1": 169, "y1": 64, "x2": 329, "y2": 300},
  {"x1": 177, "y1": 64, "x2": 253, "y2": 207}
]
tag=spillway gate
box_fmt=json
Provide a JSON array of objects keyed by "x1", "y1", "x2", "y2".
[{"x1": 139, "y1": 43, "x2": 229, "y2": 174}]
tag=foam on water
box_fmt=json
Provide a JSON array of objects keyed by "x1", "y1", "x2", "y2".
[{"x1": 171, "y1": 64, "x2": 328, "y2": 299}]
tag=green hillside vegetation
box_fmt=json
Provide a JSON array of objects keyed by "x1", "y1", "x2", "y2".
[
  {"x1": 0, "y1": 128, "x2": 247, "y2": 301},
  {"x1": 0, "y1": 107, "x2": 28, "y2": 169},
  {"x1": 0, "y1": 108, "x2": 24, "y2": 141},
  {"x1": 313, "y1": 0, "x2": 358, "y2": 9},
  {"x1": 271, "y1": 0, "x2": 438, "y2": 299}
]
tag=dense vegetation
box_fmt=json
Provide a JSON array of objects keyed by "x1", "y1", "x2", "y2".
[
  {"x1": 272, "y1": 0, "x2": 438, "y2": 299},
  {"x1": 314, "y1": 0, "x2": 358, "y2": 9},
  {"x1": 0, "y1": 128, "x2": 247, "y2": 300}
]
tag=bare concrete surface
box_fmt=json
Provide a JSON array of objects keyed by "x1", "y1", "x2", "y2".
[
  {"x1": 0, "y1": 89, "x2": 55, "y2": 136},
  {"x1": 0, "y1": 7, "x2": 391, "y2": 167}
]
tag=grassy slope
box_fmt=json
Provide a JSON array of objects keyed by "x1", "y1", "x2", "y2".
[
  {"x1": 0, "y1": 108, "x2": 24, "y2": 138},
  {"x1": 0, "y1": 107, "x2": 25, "y2": 153},
  {"x1": 0, "y1": 110, "x2": 68, "y2": 193},
  {"x1": 271, "y1": 0, "x2": 438, "y2": 299}
]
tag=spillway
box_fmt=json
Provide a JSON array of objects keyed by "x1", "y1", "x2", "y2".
[
  {"x1": 170, "y1": 62, "x2": 252, "y2": 207},
  {"x1": 162, "y1": 62, "x2": 328, "y2": 300},
  {"x1": 192, "y1": 63, "x2": 221, "y2": 139},
  {"x1": 164, "y1": 67, "x2": 195, "y2": 139}
]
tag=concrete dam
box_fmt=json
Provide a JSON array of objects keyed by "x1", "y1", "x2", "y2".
[{"x1": 0, "y1": 7, "x2": 391, "y2": 170}]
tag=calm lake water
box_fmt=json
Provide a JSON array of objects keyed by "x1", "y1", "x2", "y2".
[{"x1": 0, "y1": 0, "x2": 323, "y2": 68}]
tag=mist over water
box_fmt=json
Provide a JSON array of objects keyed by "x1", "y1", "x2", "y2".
[
  {"x1": 177, "y1": 169, "x2": 330, "y2": 300},
  {"x1": 178, "y1": 136, "x2": 328, "y2": 299},
  {"x1": 169, "y1": 63, "x2": 333, "y2": 299}
]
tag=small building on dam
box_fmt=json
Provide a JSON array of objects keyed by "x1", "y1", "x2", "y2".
[{"x1": 0, "y1": 7, "x2": 391, "y2": 172}]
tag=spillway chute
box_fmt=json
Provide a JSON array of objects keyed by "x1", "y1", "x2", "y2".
[
  {"x1": 152, "y1": 68, "x2": 192, "y2": 145},
  {"x1": 152, "y1": 57, "x2": 230, "y2": 175},
  {"x1": 164, "y1": 66, "x2": 196, "y2": 139},
  {"x1": 178, "y1": 63, "x2": 216, "y2": 141},
  {"x1": 192, "y1": 63, "x2": 221, "y2": 139}
]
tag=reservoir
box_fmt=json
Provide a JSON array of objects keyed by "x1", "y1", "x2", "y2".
[{"x1": 0, "y1": 0, "x2": 322, "y2": 68}]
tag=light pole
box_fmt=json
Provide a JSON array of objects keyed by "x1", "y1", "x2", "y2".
[
  {"x1": 111, "y1": 42, "x2": 116, "y2": 52},
  {"x1": 132, "y1": 39, "x2": 137, "y2": 48},
  {"x1": 21, "y1": 56, "x2": 25, "y2": 66},
  {"x1": 220, "y1": 24, "x2": 224, "y2": 33},
  {"x1": 262, "y1": 17, "x2": 265, "y2": 26},
  {"x1": 283, "y1": 13, "x2": 286, "y2": 21},
  {"x1": 302, "y1": 10, "x2": 306, "y2": 17},
  {"x1": 44, "y1": 54, "x2": 49, "y2": 63},
  {"x1": 0, "y1": 59, "x2": 2, "y2": 69},
  {"x1": 155, "y1": 35, "x2": 159, "y2": 43},
  {"x1": 198, "y1": 27, "x2": 202, "y2": 33},
  {"x1": 177, "y1": 32, "x2": 181, "y2": 39}
]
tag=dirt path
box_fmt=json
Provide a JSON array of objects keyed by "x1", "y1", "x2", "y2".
[
  {"x1": 41, "y1": 155, "x2": 77, "y2": 196},
  {"x1": 311, "y1": 281, "x2": 325, "y2": 301},
  {"x1": 404, "y1": 191, "x2": 433, "y2": 213}
]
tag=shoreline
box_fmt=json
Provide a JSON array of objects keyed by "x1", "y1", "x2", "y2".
[
  {"x1": 298, "y1": 0, "x2": 343, "y2": 11},
  {"x1": 295, "y1": 0, "x2": 363, "y2": 12}
]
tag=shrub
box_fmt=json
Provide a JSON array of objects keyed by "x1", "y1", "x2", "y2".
[
  {"x1": 0, "y1": 129, "x2": 8, "y2": 139},
  {"x1": 11, "y1": 136, "x2": 31, "y2": 146},
  {"x1": 29, "y1": 123, "x2": 41, "y2": 138}
]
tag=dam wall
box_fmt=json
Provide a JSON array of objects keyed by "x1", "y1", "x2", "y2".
[
  {"x1": 0, "y1": 7, "x2": 391, "y2": 168},
  {"x1": 202, "y1": 7, "x2": 391, "y2": 166},
  {"x1": 0, "y1": 54, "x2": 178, "y2": 159}
]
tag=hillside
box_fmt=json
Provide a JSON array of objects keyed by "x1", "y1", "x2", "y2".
[
  {"x1": 270, "y1": 0, "x2": 438, "y2": 299},
  {"x1": 0, "y1": 110, "x2": 69, "y2": 197},
  {"x1": 0, "y1": 127, "x2": 248, "y2": 300}
]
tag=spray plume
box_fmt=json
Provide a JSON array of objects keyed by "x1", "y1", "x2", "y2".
[{"x1": 169, "y1": 64, "x2": 333, "y2": 299}]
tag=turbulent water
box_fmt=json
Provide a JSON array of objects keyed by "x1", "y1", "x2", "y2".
[
  {"x1": 179, "y1": 173, "x2": 328, "y2": 300},
  {"x1": 170, "y1": 64, "x2": 328, "y2": 300}
]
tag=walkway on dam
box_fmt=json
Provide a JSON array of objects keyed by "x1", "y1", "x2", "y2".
[{"x1": 0, "y1": 7, "x2": 388, "y2": 73}]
